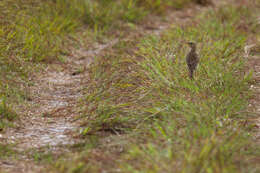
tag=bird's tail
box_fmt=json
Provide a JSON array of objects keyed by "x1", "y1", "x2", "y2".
[{"x1": 189, "y1": 70, "x2": 193, "y2": 79}]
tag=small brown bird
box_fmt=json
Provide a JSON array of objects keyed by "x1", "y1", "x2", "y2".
[
  {"x1": 195, "y1": 0, "x2": 213, "y2": 6},
  {"x1": 186, "y1": 42, "x2": 199, "y2": 79}
]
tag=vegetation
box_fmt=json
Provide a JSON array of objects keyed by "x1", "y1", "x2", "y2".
[
  {"x1": 0, "y1": 0, "x2": 195, "y2": 63},
  {"x1": 0, "y1": 98, "x2": 17, "y2": 130},
  {"x1": 0, "y1": 144, "x2": 17, "y2": 158},
  {"x1": 0, "y1": 0, "x2": 195, "y2": 128},
  {"x1": 49, "y1": 3, "x2": 260, "y2": 173},
  {"x1": 1, "y1": 0, "x2": 260, "y2": 173}
]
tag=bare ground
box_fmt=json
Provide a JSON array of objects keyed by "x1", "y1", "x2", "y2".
[
  {"x1": 245, "y1": 14, "x2": 260, "y2": 143},
  {"x1": 247, "y1": 51, "x2": 260, "y2": 142}
]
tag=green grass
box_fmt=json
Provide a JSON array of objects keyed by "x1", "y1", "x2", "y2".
[
  {"x1": 81, "y1": 4, "x2": 255, "y2": 134},
  {"x1": 0, "y1": 0, "x2": 195, "y2": 129},
  {"x1": 0, "y1": 97, "x2": 18, "y2": 130},
  {"x1": 31, "y1": 150, "x2": 55, "y2": 164},
  {"x1": 0, "y1": 144, "x2": 17, "y2": 159},
  {"x1": 47, "y1": 3, "x2": 260, "y2": 173},
  {"x1": 1, "y1": 0, "x2": 259, "y2": 172},
  {"x1": 0, "y1": 0, "x2": 195, "y2": 63}
]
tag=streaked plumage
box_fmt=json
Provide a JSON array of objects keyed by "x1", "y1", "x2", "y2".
[{"x1": 186, "y1": 42, "x2": 199, "y2": 79}]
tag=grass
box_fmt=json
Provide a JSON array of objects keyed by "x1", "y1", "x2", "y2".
[
  {"x1": 1, "y1": 0, "x2": 259, "y2": 172},
  {"x1": 47, "y1": 2, "x2": 260, "y2": 173},
  {"x1": 0, "y1": 0, "x2": 195, "y2": 63},
  {"x1": 0, "y1": 0, "x2": 195, "y2": 129},
  {"x1": 0, "y1": 144, "x2": 17, "y2": 159},
  {"x1": 31, "y1": 150, "x2": 55, "y2": 164},
  {"x1": 81, "y1": 5, "x2": 254, "y2": 134},
  {"x1": 0, "y1": 97, "x2": 17, "y2": 130}
]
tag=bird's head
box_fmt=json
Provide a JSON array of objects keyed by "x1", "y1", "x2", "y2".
[{"x1": 187, "y1": 41, "x2": 196, "y2": 49}]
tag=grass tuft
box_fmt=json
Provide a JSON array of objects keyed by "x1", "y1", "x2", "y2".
[{"x1": 0, "y1": 97, "x2": 17, "y2": 130}]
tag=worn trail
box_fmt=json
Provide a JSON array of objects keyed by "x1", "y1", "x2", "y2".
[{"x1": 247, "y1": 49, "x2": 260, "y2": 142}]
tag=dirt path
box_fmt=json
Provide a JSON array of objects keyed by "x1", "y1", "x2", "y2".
[
  {"x1": 253, "y1": 58, "x2": 260, "y2": 142},
  {"x1": 0, "y1": 1, "x2": 231, "y2": 172},
  {"x1": 247, "y1": 48, "x2": 260, "y2": 142},
  {"x1": 244, "y1": 12, "x2": 260, "y2": 143},
  {"x1": 254, "y1": 18, "x2": 260, "y2": 144}
]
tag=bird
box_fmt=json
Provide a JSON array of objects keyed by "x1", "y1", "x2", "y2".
[
  {"x1": 186, "y1": 41, "x2": 199, "y2": 79},
  {"x1": 195, "y1": 0, "x2": 213, "y2": 6}
]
